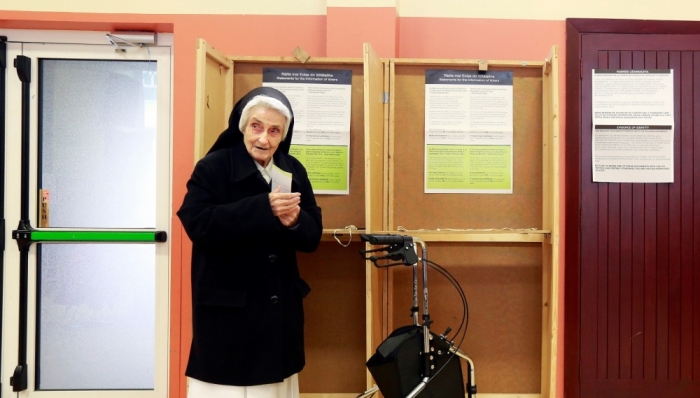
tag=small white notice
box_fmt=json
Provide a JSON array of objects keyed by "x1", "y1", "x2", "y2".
[{"x1": 592, "y1": 69, "x2": 674, "y2": 183}]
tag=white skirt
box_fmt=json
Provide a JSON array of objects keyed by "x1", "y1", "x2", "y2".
[{"x1": 187, "y1": 374, "x2": 299, "y2": 398}]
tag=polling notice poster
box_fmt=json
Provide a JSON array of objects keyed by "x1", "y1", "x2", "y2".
[
  {"x1": 424, "y1": 69, "x2": 513, "y2": 193},
  {"x1": 263, "y1": 68, "x2": 352, "y2": 194},
  {"x1": 592, "y1": 69, "x2": 674, "y2": 183}
]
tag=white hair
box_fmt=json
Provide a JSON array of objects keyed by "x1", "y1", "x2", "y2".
[{"x1": 238, "y1": 95, "x2": 292, "y2": 140}]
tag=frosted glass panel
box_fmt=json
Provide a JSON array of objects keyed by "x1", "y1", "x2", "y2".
[
  {"x1": 38, "y1": 244, "x2": 155, "y2": 390},
  {"x1": 40, "y1": 59, "x2": 157, "y2": 228}
]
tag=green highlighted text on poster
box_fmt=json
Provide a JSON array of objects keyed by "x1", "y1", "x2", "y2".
[
  {"x1": 290, "y1": 145, "x2": 349, "y2": 193},
  {"x1": 426, "y1": 145, "x2": 512, "y2": 192}
]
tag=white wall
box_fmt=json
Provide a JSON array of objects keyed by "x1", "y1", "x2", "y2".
[
  {"x1": 0, "y1": 0, "x2": 327, "y2": 15},
  {"x1": 399, "y1": 0, "x2": 700, "y2": 20}
]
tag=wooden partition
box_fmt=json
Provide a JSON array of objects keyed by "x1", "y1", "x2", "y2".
[
  {"x1": 380, "y1": 48, "x2": 560, "y2": 397},
  {"x1": 194, "y1": 39, "x2": 233, "y2": 164},
  {"x1": 193, "y1": 39, "x2": 559, "y2": 397},
  {"x1": 193, "y1": 40, "x2": 388, "y2": 397}
]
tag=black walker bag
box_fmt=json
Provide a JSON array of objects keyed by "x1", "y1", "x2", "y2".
[{"x1": 366, "y1": 325, "x2": 465, "y2": 398}]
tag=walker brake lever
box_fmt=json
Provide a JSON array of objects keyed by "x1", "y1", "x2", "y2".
[
  {"x1": 359, "y1": 245, "x2": 391, "y2": 259},
  {"x1": 359, "y1": 234, "x2": 419, "y2": 266}
]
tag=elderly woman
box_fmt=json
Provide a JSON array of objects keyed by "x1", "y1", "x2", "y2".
[{"x1": 178, "y1": 87, "x2": 323, "y2": 398}]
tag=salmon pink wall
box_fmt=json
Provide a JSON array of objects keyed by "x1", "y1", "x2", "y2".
[
  {"x1": 326, "y1": 7, "x2": 398, "y2": 57},
  {"x1": 399, "y1": 17, "x2": 565, "y2": 60},
  {"x1": 0, "y1": 8, "x2": 567, "y2": 398}
]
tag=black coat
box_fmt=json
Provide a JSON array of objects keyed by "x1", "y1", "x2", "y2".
[{"x1": 177, "y1": 141, "x2": 323, "y2": 386}]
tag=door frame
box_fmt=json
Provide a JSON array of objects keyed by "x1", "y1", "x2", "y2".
[
  {"x1": 1, "y1": 29, "x2": 173, "y2": 397},
  {"x1": 564, "y1": 17, "x2": 700, "y2": 398}
]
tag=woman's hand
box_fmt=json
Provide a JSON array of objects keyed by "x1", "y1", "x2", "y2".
[
  {"x1": 269, "y1": 186, "x2": 301, "y2": 226},
  {"x1": 277, "y1": 206, "x2": 300, "y2": 227}
]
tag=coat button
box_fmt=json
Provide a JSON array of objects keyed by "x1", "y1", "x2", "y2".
[
  {"x1": 270, "y1": 295, "x2": 279, "y2": 304},
  {"x1": 268, "y1": 254, "x2": 277, "y2": 263}
]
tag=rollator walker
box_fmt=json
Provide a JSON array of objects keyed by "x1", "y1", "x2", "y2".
[{"x1": 356, "y1": 234, "x2": 477, "y2": 398}]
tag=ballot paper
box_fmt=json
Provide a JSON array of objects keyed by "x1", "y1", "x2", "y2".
[{"x1": 271, "y1": 164, "x2": 292, "y2": 193}]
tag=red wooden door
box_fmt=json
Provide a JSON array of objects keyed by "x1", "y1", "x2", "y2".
[{"x1": 566, "y1": 20, "x2": 700, "y2": 398}]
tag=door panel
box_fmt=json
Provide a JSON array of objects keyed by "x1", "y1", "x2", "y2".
[
  {"x1": 38, "y1": 244, "x2": 156, "y2": 390},
  {"x1": 574, "y1": 31, "x2": 700, "y2": 398},
  {"x1": 2, "y1": 35, "x2": 171, "y2": 398},
  {"x1": 39, "y1": 58, "x2": 158, "y2": 228}
]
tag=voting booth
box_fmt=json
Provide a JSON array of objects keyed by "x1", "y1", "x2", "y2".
[
  {"x1": 386, "y1": 53, "x2": 560, "y2": 397},
  {"x1": 193, "y1": 39, "x2": 560, "y2": 397}
]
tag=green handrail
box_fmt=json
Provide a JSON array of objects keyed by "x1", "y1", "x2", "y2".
[{"x1": 30, "y1": 230, "x2": 167, "y2": 243}]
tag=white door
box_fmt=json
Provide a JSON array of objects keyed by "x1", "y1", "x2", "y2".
[{"x1": 1, "y1": 30, "x2": 171, "y2": 398}]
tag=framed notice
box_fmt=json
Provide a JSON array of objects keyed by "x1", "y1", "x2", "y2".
[
  {"x1": 263, "y1": 68, "x2": 352, "y2": 194},
  {"x1": 592, "y1": 69, "x2": 674, "y2": 183},
  {"x1": 424, "y1": 69, "x2": 513, "y2": 193}
]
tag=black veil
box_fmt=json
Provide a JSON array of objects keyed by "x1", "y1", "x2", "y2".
[{"x1": 206, "y1": 86, "x2": 295, "y2": 155}]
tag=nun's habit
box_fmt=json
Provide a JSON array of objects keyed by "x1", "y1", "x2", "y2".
[{"x1": 177, "y1": 87, "x2": 323, "y2": 397}]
